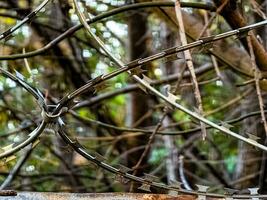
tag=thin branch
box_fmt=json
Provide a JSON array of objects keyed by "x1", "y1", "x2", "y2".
[
  {"x1": 130, "y1": 113, "x2": 168, "y2": 191},
  {"x1": 0, "y1": 144, "x2": 33, "y2": 190},
  {"x1": 247, "y1": 33, "x2": 267, "y2": 135},
  {"x1": 175, "y1": 0, "x2": 206, "y2": 139},
  {"x1": 0, "y1": 0, "x2": 51, "y2": 41}
]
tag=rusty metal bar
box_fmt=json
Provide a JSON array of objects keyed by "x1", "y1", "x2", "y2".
[{"x1": 0, "y1": 192, "x2": 223, "y2": 200}]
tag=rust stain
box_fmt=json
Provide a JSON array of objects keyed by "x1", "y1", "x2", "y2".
[
  {"x1": 0, "y1": 192, "x2": 224, "y2": 200},
  {"x1": 142, "y1": 194, "x2": 197, "y2": 200}
]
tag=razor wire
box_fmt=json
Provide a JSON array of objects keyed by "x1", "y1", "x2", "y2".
[{"x1": 0, "y1": 0, "x2": 267, "y2": 199}]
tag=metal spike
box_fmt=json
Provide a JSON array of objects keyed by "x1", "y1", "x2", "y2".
[
  {"x1": 114, "y1": 164, "x2": 131, "y2": 184},
  {"x1": 138, "y1": 183, "x2": 151, "y2": 192},
  {"x1": 246, "y1": 133, "x2": 261, "y2": 141},
  {"x1": 114, "y1": 174, "x2": 129, "y2": 184},
  {"x1": 116, "y1": 164, "x2": 131, "y2": 173},
  {"x1": 138, "y1": 75, "x2": 152, "y2": 93},
  {"x1": 167, "y1": 92, "x2": 178, "y2": 105},
  {"x1": 248, "y1": 188, "x2": 259, "y2": 200},
  {"x1": 91, "y1": 152, "x2": 106, "y2": 162},
  {"x1": 138, "y1": 173, "x2": 159, "y2": 192},
  {"x1": 220, "y1": 121, "x2": 234, "y2": 129},
  {"x1": 196, "y1": 184, "x2": 209, "y2": 200},
  {"x1": 143, "y1": 173, "x2": 159, "y2": 182},
  {"x1": 246, "y1": 138, "x2": 259, "y2": 146},
  {"x1": 168, "y1": 180, "x2": 182, "y2": 196},
  {"x1": 162, "y1": 54, "x2": 182, "y2": 63}
]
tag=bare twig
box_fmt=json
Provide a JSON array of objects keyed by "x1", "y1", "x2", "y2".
[
  {"x1": 174, "y1": 0, "x2": 206, "y2": 140},
  {"x1": 247, "y1": 33, "x2": 267, "y2": 135},
  {"x1": 130, "y1": 113, "x2": 167, "y2": 191},
  {"x1": 0, "y1": 144, "x2": 33, "y2": 190}
]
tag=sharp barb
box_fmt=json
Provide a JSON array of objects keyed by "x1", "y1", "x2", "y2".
[
  {"x1": 115, "y1": 164, "x2": 132, "y2": 173},
  {"x1": 91, "y1": 152, "x2": 106, "y2": 162},
  {"x1": 138, "y1": 76, "x2": 152, "y2": 93},
  {"x1": 166, "y1": 92, "x2": 179, "y2": 105},
  {"x1": 168, "y1": 180, "x2": 182, "y2": 196},
  {"x1": 143, "y1": 173, "x2": 159, "y2": 182},
  {"x1": 220, "y1": 121, "x2": 234, "y2": 129},
  {"x1": 196, "y1": 185, "x2": 209, "y2": 200},
  {"x1": 113, "y1": 164, "x2": 131, "y2": 184},
  {"x1": 138, "y1": 173, "x2": 159, "y2": 192},
  {"x1": 163, "y1": 54, "x2": 182, "y2": 63},
  {"x1": 196, "y1": 184, "x2": 209, "y2": 192},
  {"x1": 246, "y1": 133, "x2": 261, "y2": 141},
  {"x1": 114, "y1": 174, "x2": 129, "y2": 184},
  {"x1": 248, "y1": 188, "x2": 259, "y2": 200},
  {"x1": 138, "y1": 183, "x2": 151, "y2": 192}
]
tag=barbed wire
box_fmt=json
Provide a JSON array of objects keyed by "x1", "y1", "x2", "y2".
[{"x1": 1, "y1": 0, "x2": 267, "y2": 199}]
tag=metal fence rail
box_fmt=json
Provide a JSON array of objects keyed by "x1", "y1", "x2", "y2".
[{"x1": 0, "y1": 192, "x2": 203, "y2": 200}]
